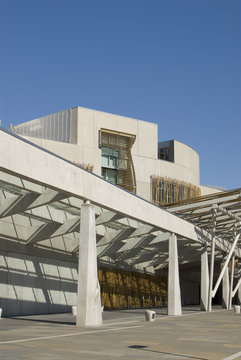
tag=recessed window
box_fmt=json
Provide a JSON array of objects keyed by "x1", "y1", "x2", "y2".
[
  {"x1": 101, "y1": 147, "x2": 119, "y2": 168},
  {"x1": 101, "y1": 168, "x2": 118, "y2": 184}
]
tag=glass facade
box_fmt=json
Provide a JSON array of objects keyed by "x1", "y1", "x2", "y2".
[
  {"x1": 101, "y1": 147, "x2": 119, "y2": 169},
  {"x1": 158, "y1": 140, "x2": 174, "y2": 162},
  {"x1": 101, "y1": 146, "x2": 119, "y2": 184}
]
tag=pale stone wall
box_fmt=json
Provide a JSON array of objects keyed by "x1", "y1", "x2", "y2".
[
  {"x1": 14, "y1": 107, "x2": 200, "y2": 202},
  {"x1": 200, "y1": 185, "x2": 225, "y2": 196},
  {"x1": 0, "y1": 250, "x2": 78, "y2": 317}
]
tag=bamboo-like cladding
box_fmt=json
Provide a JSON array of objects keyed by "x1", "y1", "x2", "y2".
[
  {"x1": 98, "y1": 267, "x2": 167, "y2": 309},
  {"x1": 152, "y1": 176, "x2": 201, "y2": 207}
]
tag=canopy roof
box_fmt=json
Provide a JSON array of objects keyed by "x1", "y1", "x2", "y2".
[
  {"x1": 165, "y1": 189, "x2": 241, "y2": 243},
  {"x1": 0, "y1": 129, "x2": 240, "y2": 275}
]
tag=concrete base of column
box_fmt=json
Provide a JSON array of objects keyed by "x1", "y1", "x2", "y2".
[{"x1": 76, "y1": 203, "x2": 102, "y2": 327}]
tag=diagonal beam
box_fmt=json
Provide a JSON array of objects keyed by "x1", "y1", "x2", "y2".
[
  {"x1": 212, "y1": 231, "x2": 241, "y2": 298},
  {"x1": 114, "y1": 234, "x2": 156, "y2": 260},
  {"x1": 232, "y1": 276, "x2": 241, "y2": 298},
  {"x1": 0, "y1": 193, "x2": 39, "y2": 218},
  {"x1": 97, "y1": 228, "x2": 136, "y2": 257},
  {"x1": 95, "y1": 211, "x2": 126, "y2": 225},
  {"x1": 217, "y1": 204, "x2": 241, "y2": 223},
  {"x1": 26, "y1": 216, "x2": 80, "y2": 244},
  {"x1": 0, "y1": 189, "x2": 68, "y2": 218}
]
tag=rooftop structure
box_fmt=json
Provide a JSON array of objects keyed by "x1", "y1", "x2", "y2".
[{"x1": 11, "y1": 106, "x2": 205, "y2": 206}]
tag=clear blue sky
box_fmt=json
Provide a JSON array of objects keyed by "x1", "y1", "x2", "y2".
[{"x1": 0, "y1": 0, "x2": 240, "y2": 189}]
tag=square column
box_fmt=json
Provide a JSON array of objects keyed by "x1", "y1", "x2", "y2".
[
  {"x1": 238, "y1": 265, "x2": 241, "y2": 305},
  {"x1": 168, "y1": 233, "x2": 182, "y2": 316},
  {"x1": 200, "y1": 247, "x2": 209, "y2": 311},
  {"x1": 76, "y1": 202, "x2": 102, "y2": 327},
  {"x1": 222, "y1": 264, "x2": 229, "y2": 309}
]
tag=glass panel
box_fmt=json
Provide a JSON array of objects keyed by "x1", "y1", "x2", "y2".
[
  {"x1": 105, "y1": 169, "x2": 117, "y2": 184},
  {"x1": 101, "y1": 155, "x2": 109, "y2": 166},
  {"x1": 109, "y1": 155, "x2": 118, "y2": 167},
  {"x1": 102, "y1": 146, "x2": 112, "y2": 156}
]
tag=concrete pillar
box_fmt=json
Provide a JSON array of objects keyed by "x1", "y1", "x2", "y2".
[
  {"x1": 238, "y1": 283, "x2": 241, "y2": 306},
  {"x1": 168, "y1": 233, "x2": 182, "y2": 316},
  {"x1": 76, "y1": 202, "x2": 102, "y2": 327},
  {"x1": 228, "y1": 256, "x2": 235, "y2": 309},
  {"x1": 222, "y1": 263, "x2": 229, "y2": 309},
  {"x1": 200, "y1": 247, "x2": 209, "y2": 311},
  {"x1": 208, "y1": 206, "x2": 217, "y2": 312},
  {"x1": 238, "y1": 266, "x2": 241, "y2": 306}
]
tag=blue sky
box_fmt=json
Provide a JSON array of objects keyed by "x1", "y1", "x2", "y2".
[{"x1": 0, "y1": 0, "x2": 240, "y2": 189}]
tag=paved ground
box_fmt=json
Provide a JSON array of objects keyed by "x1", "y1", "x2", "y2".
[{"x1": 0, "y1": 307, "x2": 240, "y2": 360}]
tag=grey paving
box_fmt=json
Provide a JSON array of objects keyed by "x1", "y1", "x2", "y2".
[{"x1": 0, "y1": 307, "x2": 240, "y2": 360}]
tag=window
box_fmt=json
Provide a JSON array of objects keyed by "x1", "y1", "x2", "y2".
[
  {"x1": 101, "y1": 168, "x2": 118, "y2": 184},
  {"x1": 101, "y1": 147, "x2": 119, "y2": 168},
  {"x1": 100, "y1": 129, "x2": 136, "y2": 193},
  {"x1": 158, "y1": 147, "x2": 170, "y2": 161}
]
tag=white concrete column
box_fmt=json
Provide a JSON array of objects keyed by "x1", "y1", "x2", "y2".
[
  {"x1": 168, "y1": 233, "x2": 182, "y2": 316},
  {"x1": 238, "y1": 283, "x2": 241, "y2": 306},
  {"x1": 200, "y1": 247, "x2": 209, "y2": 311},
  {"x1": 228, "y1": 256, "x2": 235, "y2": 309},
  {"x1": 76, "y1": 202, "x2": 102, "y2": 327},
  {"x1": 208, "y1": 206, "x2": 217, "y2": 312},
  {"x1": 238, "y1": 265, "x2": 241, "y2": 306},
  {"x1": 222, "y1": 263, "x2": 229, "y2": 309}
]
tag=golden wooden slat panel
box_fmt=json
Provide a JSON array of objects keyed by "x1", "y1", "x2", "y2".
[
  {"x1": 98, "y1": 267, "x2": 167, "y2": 310},
  {"x1": 151, "y1": 175, "x2": 201, "y2": 207}
]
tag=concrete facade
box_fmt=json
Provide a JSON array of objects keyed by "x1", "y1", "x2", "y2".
[
  {"x1": 11, "y1": 106, "x2": 205, "y2": 202},
  {"x1": 0, "y1": 250, "x2": 77, "y2": 317}
]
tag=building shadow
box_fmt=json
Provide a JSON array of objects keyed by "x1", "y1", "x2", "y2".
[{"x1": 8, "y1": 317, "x2": 75, "y2": 326}]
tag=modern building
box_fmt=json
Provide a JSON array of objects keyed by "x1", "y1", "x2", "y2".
[
  {"x1": 11, "y1": 106, "x2": 221, "y2": 207},
  {"x1": 0, "y1": 107, "x2": 240, "y2": 325}
]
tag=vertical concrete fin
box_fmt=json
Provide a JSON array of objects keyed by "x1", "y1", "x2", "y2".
[
  {"x1": 222, "y1": 264, "x2": 229, "y2": 309},
  {"x1": 76, "y1": 203, "x2": 102, "y2": 327},
  {"x1": 168, "y1": 233, "x2": 182, "y2": 316},
  {"x1": 200, "y1": 247, "x2": 209, "y2": 311}
]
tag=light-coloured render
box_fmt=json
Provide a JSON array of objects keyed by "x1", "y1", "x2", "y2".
[{"x1": 12, "y1": 106, "x2": 202, "y2": 201}]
